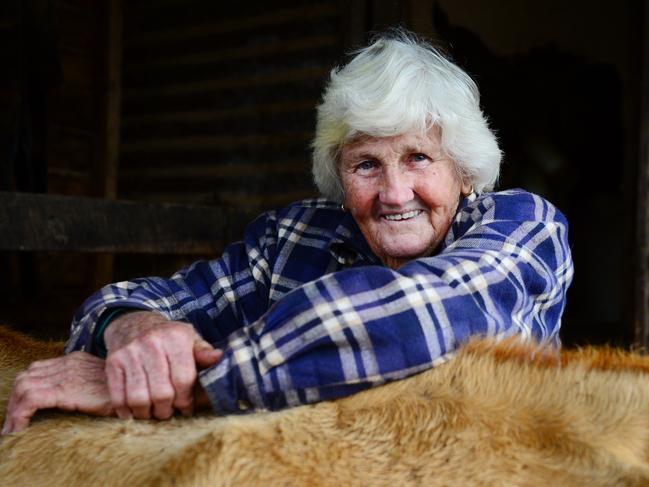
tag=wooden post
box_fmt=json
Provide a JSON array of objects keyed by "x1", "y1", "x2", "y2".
[
  {"x1": 100, "y1": 0, "x2": 122, "y2": 200},
  {"x1": 92, "y1": 0, "x2": 122, "y2": 290},
  {"x1": 636, "y1": 0, "x2": 649, "y2": 348}
]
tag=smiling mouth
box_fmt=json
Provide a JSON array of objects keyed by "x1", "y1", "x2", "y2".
[{"x1": 382, "y1": 210, "x2": 423, "y2": 221}]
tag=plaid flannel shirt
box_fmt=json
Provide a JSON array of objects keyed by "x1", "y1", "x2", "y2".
[{"x1": 66, "y1": 189, "x2": 573, "y2": 414}]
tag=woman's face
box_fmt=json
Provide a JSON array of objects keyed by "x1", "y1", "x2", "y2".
[{"x1": 340, "y1": 127, "x2": 471, "y2": 269}]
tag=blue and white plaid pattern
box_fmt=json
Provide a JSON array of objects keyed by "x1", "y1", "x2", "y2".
[{"x1": 66, "y1": 189, "x2": 573, "y2": 414}]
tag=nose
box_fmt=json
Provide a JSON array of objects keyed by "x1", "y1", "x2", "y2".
[{"x1": 379, "y1": 166, "x2": 414, "y2": 206}]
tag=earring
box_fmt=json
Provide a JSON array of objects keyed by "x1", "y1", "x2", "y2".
[
  {"x1": 341, "y1": 203, "x2": 346, "y2": 211},
  {"x1": 463, "y1": 185, "x2": 474, "y2": 197}
]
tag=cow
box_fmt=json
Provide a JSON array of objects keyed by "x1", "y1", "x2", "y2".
[{"x1": 1, "y1": 324, "x2": 649, "y2": 486}]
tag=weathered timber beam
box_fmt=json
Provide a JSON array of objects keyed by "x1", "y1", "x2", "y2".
[{"x1": 0, "y1": 192, "x2": 252, "y2": 254}]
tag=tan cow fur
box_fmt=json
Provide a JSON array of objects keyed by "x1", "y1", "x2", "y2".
[{"x1": 2, "y1": 325, "x2": 649, "y2": 486}]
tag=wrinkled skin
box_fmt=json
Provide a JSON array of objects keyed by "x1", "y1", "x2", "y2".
[
  {"x1": 103, "y1": 311, "x2": 221, "y2": 421},
  {"x1": 340, "y1": 127, "x2": 471, "y2": 269},
  {"x1": 2, "y1": 351, "x2": 113, "y2": 434},
  {"x1": 2, "y1": 311, "x2": 221, "y2": 434}
]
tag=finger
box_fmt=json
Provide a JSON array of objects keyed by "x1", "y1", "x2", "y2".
[
  {"x1": 3, "y1": 383, "x2": 58, "y2": 434},
  {"x1": 125, "y1": 363, "x2": 152, "y2": 420},
  {"x1": 194, "y1": 340, "x2": 223, "y2": 369},
  {"x1": 2, "y1": 371, "x2": 48, "y2": 434},
  {"x1": 1, "y1": 418, "x2": 11, "y2": 435},
  {"x1": 2, "y1": 377, "x2": 37, "y2": 434},
  {"x1": 105, "y1": 361, "x2": 131, "y2": 420},
  {"x1": 167, "y1": 351, "x2": 197, "y2": 417},
  {"x1": 23, "y1": 359, "x2": 69, "y2": 379},
  {"x1": 5, "y1": 410, "x2": 33, "y2": 434},
  {"x1": 141, "y1": 350, "x2": 175, "y2": 420},
  {"x1": 26, "y1": 353, "x2": 104, "y2": 382}
]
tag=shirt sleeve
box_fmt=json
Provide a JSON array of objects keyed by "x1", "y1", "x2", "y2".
[
  {"x1": 197, "y1": 190, "x2": 574, "y2": 414},
  {"x1": 64, "y1": 211, "x2": 278, "y2": 355}
]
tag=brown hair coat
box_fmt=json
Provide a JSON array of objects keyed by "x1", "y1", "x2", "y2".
[{"x1": 1, "y1": 326, "x2": 649, "y2": 486}]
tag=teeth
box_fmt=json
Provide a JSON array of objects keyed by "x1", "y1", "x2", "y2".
[{"x1": 383, "y1": 210, "x2": 421, "y2": 221}]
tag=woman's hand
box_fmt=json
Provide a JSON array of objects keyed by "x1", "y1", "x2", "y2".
[
  {"x1": 2, "y1": 352, "x2": 114, "y2": 434},
  {"x1": 103, "y1": 311, "x2": 222, "y2": 421}
]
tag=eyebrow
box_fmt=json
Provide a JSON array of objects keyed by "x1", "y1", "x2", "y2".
[
  {"x1": 401, "y1": 145, "x2": 424, "y2": 154},
  {"x1": 341, "y1": 138, "x2": 443, "y2": 164}
]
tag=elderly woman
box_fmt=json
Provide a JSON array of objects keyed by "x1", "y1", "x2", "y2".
[{"x1": 2, "y1": 31, "x2": 572, "y2": 433}]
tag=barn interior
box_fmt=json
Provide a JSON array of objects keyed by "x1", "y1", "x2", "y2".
[{"x1": 0, "y1": 0, "x2": 646, "y2": 349}]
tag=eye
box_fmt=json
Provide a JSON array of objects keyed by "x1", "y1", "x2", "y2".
[
  {"x1": 411, "y1": 153, "x2": 428, "y2": 163},
  {"x1": 354, "y1": 160, "x2": 377, "y2": 172},
  {"x1": 408, "y1": 153, "x2": 431, "y2": 168}
]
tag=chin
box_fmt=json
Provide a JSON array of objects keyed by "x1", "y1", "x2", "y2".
[{"x1": 381, "y1": 243, "x2": 434, "y2": 262}]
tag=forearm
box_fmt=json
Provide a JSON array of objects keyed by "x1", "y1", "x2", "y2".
[
  {"x1": 66, "y1": 236, "x2": 275, "y2": 355},
  {"x1": 101, "y1": 310, "x2": 172, "y2": 352},
  {"x1": 197, "y1": 264, "x2": 512, "y2": 414},
  {"x1": 65, "y1": 280, "x2": 181, "y2": 354}
]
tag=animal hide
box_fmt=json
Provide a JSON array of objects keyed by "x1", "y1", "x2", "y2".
[{"x1": 2, "y1": 324, "x2": 649, "y2": 486}]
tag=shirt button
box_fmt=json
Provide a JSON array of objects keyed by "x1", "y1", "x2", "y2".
[{"x1": 237, "y1": 400, "x2": 251, "y2": 411}]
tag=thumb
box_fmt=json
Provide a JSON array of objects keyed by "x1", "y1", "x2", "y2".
[{"x1": 193, "y1": 340, "x2": 222, "y2": 369}]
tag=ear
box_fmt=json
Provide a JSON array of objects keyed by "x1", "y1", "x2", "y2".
[{"x1": 460, "y1": 179, "x2": 473, "y2": 196}]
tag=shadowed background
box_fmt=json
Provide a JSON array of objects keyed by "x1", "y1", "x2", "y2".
[{"x1": 0, "y1": 0, "x2": 646, "y2": 349}]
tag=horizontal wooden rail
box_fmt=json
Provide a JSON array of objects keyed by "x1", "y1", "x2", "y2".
[{"x1": 0, "y1": 191, "x2": 254, "y2": 254}]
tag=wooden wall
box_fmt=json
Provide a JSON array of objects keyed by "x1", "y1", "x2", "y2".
[
  {"x1": 0, "y1": 0, "x2": 353, "y2": 339},
  {"x1": 0, "y1": 0, "x2": 645, "y2": 347},
  {"x1": 117, "y1": 0, "x2": 346, "y2": 213},
  {"x1": 0, "y1": 0, "x2": 118, "y2": 339}
]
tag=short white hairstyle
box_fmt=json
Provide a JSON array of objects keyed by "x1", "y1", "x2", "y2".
[{"x1": 311, "y1": 30, "x2": 502, "y2": 202}]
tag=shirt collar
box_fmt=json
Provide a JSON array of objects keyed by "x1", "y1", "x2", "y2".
[{"x1": 329, "y1": 211, "x2": 381, "y2": 266}]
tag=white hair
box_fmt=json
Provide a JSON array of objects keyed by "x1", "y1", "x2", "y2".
[{"x1": 311, "y1": 30, "x2": 502, "y2": 202}]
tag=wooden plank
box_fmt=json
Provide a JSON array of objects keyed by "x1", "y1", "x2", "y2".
[
  {"x1": 121, "y1": 190, "x2": 318, "y2": 209},
  {"x1": 636, "y1": 0, "x2": 649, "y2": 347},
  {"x1": 127, "y1": 4, "x2": 338, "y2": 46},
  {"x1": 122, "y1": 111, "x2": 315, "y2": 140},
  {"x1": 122, "y1": 99, "x2": 315, "y2": 127},
  {"x1": 118, "y1": 143, "x2": 311, "y2": 168},
  {"x1": 121, "y1": 132, "x2": 312, "y2": 155},
  {"x1": 118, "y1": 168, "x2": 312, "y2": 196},
  {"x1": 126, "y1": 35, "x2": 338, "y2": 72},
  {"x1": 0, "y1": 192, "x2": 252, "y2": 254},
  {"x1": 123, "y1": 66, "x2": 329, "y2": 100},
  {"x1": 119, "y1": 160, "x2": 308, "y2": 181}
]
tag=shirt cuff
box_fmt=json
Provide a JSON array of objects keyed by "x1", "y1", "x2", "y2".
[
  {"x1": 92, "y1": 306, "x2": 146, "y2": 358},
  {"x1": 198, "y1": 344, "x2": 269, "y2": 415}
]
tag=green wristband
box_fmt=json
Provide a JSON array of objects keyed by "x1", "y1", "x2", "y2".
[{"x1": 93, "y1": 308, "x2": 140, "y2": 358}]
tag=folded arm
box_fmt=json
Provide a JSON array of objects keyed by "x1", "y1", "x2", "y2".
[
  {"x1": 60, "y1": 191, "x2": 572, "y2": 417},
  {"x1": 197, "y1": 190, "x2": 573, "y2": 413}
]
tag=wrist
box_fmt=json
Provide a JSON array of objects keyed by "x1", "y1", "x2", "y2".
[
  {"x1": 103, "y1": 310, "x2": 165, "y2": 352},
  {"x1": 94, "y1": 308, "x2": 141, "y2": 358}
]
